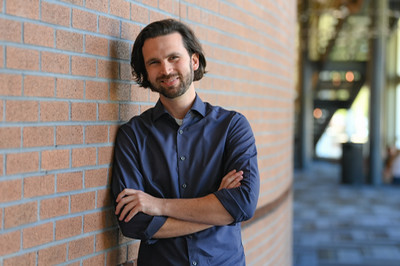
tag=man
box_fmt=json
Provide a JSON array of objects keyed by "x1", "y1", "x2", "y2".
[{"x1": 111, "y1": 19, "x2": 259, "y2": 266}]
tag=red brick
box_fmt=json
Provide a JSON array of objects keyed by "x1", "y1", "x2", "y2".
[
  {"x1": 41, "y1": 1, "x2": 70, "y2": 27},
  {"x1": 159, "y1": 0, "x2": 174, "y2": 13},
  {"x1": 69, "y1": 236, "x2": 94, "y2": 260},
  {"x1": 99, "y1": 16, "x2": 120, "y2": 38},
  {"x1": 38, "y1": 243, "x2": 67, "y2": 265},
  {"x1": 95, "y1": 229, "x2": 118, "y2": 252},
  {"x1": 131, "y1": 3, "x2": 149, "y2": 23},
  {"x1": 121, "y1": 21, "x2": 141, "y2": 41},
  {"x1": 5, "y1": 100, "x2": 38, "y2": 122},
  {"x1": 72, "y1": 9, "x2": 97, "y2": 32},
  {"x1": 40, "y1": 101, "x2": 69, "y2": 122},
  {"x1": 110, "y1": 82, "x2": 130, "y2": 101},
  {"x1": 110, "y1": 125, "x2": 119, "y2": 143},
  {"x1": 127, "y1": 242, "x2": 140, "y2": 262},
  {"x1": 0, "y1": 127, "x2": 21, "y2": 149},
  {"x1": 120, "y1": 62, "x2": 133, "y2": 81},
  {"x1": 72, "y1": 147, "x2": 96, "y2": 168},
  {"x1": 96, "y1": 189, "x2": 112, "y2": 208},
  {"x1": 56, "y1": 78, "x2": 84, "y2": 99},
  {"x1": 23, "y1": 222, "x2": 53, "y2": 248},
  {"x1": 0, "y1": 18, "x2": 21, "y2": 42},
  {"x1": 98, "y1": 146, "x2": 113, "y2": 165},
  {"x1": 4, "y1": 252, "x2": 36, "y2": 266},
  {"x1": 71, "y1": 56, "x2": 96, "y2": 77},
  {"x1": 6, "y1": 152, "x2": 39, "y2": 175},
  {"x1": 24, "y1": 174, "x2": 55, "y2": 198},
  {"x1": 0, "y1": 180, "x2": 22, "y2": 203},
  {"x1": 110, "y1": 0, "x2": 130, "y2": 19},
  {"x1": 110, "y1": 40, "x2": 131, "y2": 60},
  {"x1": 83, "y1": 254, "x2": 105, "y2": 266},
  {"x1": 0, "y1": 102, "x2": 3, "y2": 122},
  {"x1": 23, "y1": 126, "x2": 54, "y2": 148},
  {"x1": 61, "y1": 0, "x2": 83, "y2": 5},
  {"x1": 57, "y1": 171, "x2": 83, "y2": 193},
  {"x1": 41, "y1": 149, "x2": 70, "y2": 171},
  {"x1": 86, "y1": 80, "x2": 109, "y2": 100},
  {"x1": 85, "y1": 125, "x2": 108, "y2": 144},
  {"x1": 85, "y1": 35, "x2": 108, "y2": 56},
  {"x1": 71, "y1": 102, "x2": 96, "y2": 121},
  {"x1": 98, "y1": 59, "x2": 119, "y2": 79},
  {"x1": 71, "y1": 191, "x2": 96, "y2": 213},
  {"x1": 4, "y1": 201, "x2": 37, "y2": 229},
  {"x1": 120, "y1": 104, "x2": 140, "y2": 121},
  {"x1": 84, "y1": 210, "x2": 115, "y2": 233},
  {"x1": 6, "y1": 47, "x2": 39, "y2": 70},
  {"x1": 24, "y1": 22, "x2": 54, "y2": 47},
  {"x1": 24, "y1": 75, "x2": 55, "y2": 97},
  {"x1": 85, "y1": 168, "x2": 108, "y2": 188},
  {"x1": 55, "y1": 216, "x2": 82, "y2": 240},
  {"x1": 107, "y1": 246, "x2": 127, "y2": 265},
  {"x1": 6, "y1": 0, "x2": 39, "y2": 20},
  {"x1": 0, "y1": 230, "x2": 20, "y2": 256},
  {"x1": 0, "y1": 46, "x2": 3, "y2": 68},
  {"x1": 40, "y1": 196, "x2": 69, "y2": 219},
  {"x1": 41, "y1": 51, "x2": 70, "y2": 74},
  {"x1": 149, "y1": 10, "x2": 169, "y2": 22},
  {"x1": 56, "y1": 30, "x2": 83, "y2": 52},
  {"x1": 56, "y1": 125, "x2": 83, "y2": 145},
  {"x1": 85, "y1": 0, "x2": 108, "y2": 13},
  {"x1": 131, "y1": 84, "x2": 149, "y2": 101},
  {"x1": 98, "y1": 103, "x2": 119, "y2": 121}
]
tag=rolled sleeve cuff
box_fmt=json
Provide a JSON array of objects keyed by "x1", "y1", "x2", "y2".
[
  {"x1": 143, "y1": 215, "x2": 168, "y2": 244},
  {"x1": 213, "y1": 189, "x2": 249, "y2": 223}
]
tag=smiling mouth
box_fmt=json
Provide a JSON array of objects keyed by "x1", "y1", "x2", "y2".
[{"x1": 160, "y1": 76, "x2": 179, "y2": 87}]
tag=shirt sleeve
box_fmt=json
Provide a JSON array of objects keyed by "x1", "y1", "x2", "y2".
[
  {"x1": 213, "y1": 113, "x2": 260, "y2": 223},
  {"x1": 111, "y1": 124, "x2": 167, "y2": 244}
]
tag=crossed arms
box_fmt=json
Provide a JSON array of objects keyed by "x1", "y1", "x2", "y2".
[{"x1": 115, "y1": 170, "x2": 243, "y2": 238}]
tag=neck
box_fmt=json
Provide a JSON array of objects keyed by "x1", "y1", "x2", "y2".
[{"x1": 159, "y1": 85, "x2": 196, "y2": 119}]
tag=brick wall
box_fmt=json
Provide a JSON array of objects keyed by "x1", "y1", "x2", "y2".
[{"x1": 0, "y1": 0, "x2": 296, "y2": 265}]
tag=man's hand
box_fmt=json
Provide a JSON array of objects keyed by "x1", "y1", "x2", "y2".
[
  {"x1": 115, "y1": 170, "x2": 243, "y2": 223},
  {"x1": 219, "y1": 169, "x2": 243, "y2": 191},
  {"x1": 115, "y1": 189, "x2": 164, "y2": 222}
]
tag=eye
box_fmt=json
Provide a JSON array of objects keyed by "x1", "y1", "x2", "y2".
[{"x1": 147, "y1": 60, "x2": 159, "y2": 66}]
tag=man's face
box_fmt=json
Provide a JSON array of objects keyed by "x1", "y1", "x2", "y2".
[{"x1": 142, "y1": 32, "x2": 199, "y2": 99}]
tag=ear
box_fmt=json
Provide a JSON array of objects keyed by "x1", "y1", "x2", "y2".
[{"x1": 191, "y1": 53, "x2": 200, "y2": 71}]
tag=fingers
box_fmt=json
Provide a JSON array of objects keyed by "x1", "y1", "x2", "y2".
[
  {"x1": 115, "y1": 188, "x2": 136, "y2": 203},
  {"x1": 219, "y1": 170, "x2": 243, "y2": 190}
]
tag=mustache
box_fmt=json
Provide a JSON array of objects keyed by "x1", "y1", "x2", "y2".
[{"x1": 157, "y1": 73, "x2": 179, "y2": 81}]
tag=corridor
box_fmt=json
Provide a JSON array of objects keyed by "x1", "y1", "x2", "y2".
[{"x1": 293, "y1": 161, "x2": 400, "y2": 266}]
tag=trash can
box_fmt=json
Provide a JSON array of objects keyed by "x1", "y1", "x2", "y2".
[{"x1": 341, "y1": 142, "x2": 365, "y2": 184}]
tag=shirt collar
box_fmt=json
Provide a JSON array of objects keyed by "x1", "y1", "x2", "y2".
[{"x1": 152, "y1": 94, "x2": 206, "y2": 122}]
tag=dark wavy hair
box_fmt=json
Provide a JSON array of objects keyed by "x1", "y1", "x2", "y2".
[{"x1": 131, "y1": 19, "x2": 207, "y2": 88}]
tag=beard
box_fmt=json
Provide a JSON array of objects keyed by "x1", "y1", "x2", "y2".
[{"x1": 148, "y1": 63, "x2": 194, "y2": 99}]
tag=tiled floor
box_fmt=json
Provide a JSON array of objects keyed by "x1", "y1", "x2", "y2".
[{"x1": 293, "y1": 161, "x2": 400, "y2": 266}]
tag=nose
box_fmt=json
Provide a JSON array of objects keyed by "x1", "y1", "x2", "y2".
[{"x1": 160, "y1": 61, "x2": 173, "y2": 75}]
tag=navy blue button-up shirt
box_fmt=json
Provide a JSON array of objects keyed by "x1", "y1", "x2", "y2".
[{"x1": 111, "y1": 95, "x2": 259, "y2": 266}]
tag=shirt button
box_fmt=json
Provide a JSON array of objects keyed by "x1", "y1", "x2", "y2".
[
  {"x1": 180, "y1": 156, "x2": 186, "y2": 161},
  {"x1": 179, "y1": 129, "x2": 184, "y2": 134},
  {"x1": 192, "y1": 261, "x2": 197, "y2": 266},
  {"x1": 182, "y1": 183, "x2": 187, "y2": 189}
]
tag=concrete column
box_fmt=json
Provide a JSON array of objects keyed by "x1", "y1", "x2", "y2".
[
  {"x1": 369, "y1": 0, "x2": 388, "y2": 185},
  {"x1": 298, "y1": 52, "x2": 313, "y2": 169}
]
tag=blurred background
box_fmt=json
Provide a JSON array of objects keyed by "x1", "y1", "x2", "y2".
[{"x1": 295, "y1": 0, "x2": 400, "y2": 185}]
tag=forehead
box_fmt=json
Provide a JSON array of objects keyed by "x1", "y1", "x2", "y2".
[{"x1": 142, "y1": 32, "x2": 188, "y2": 59}]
